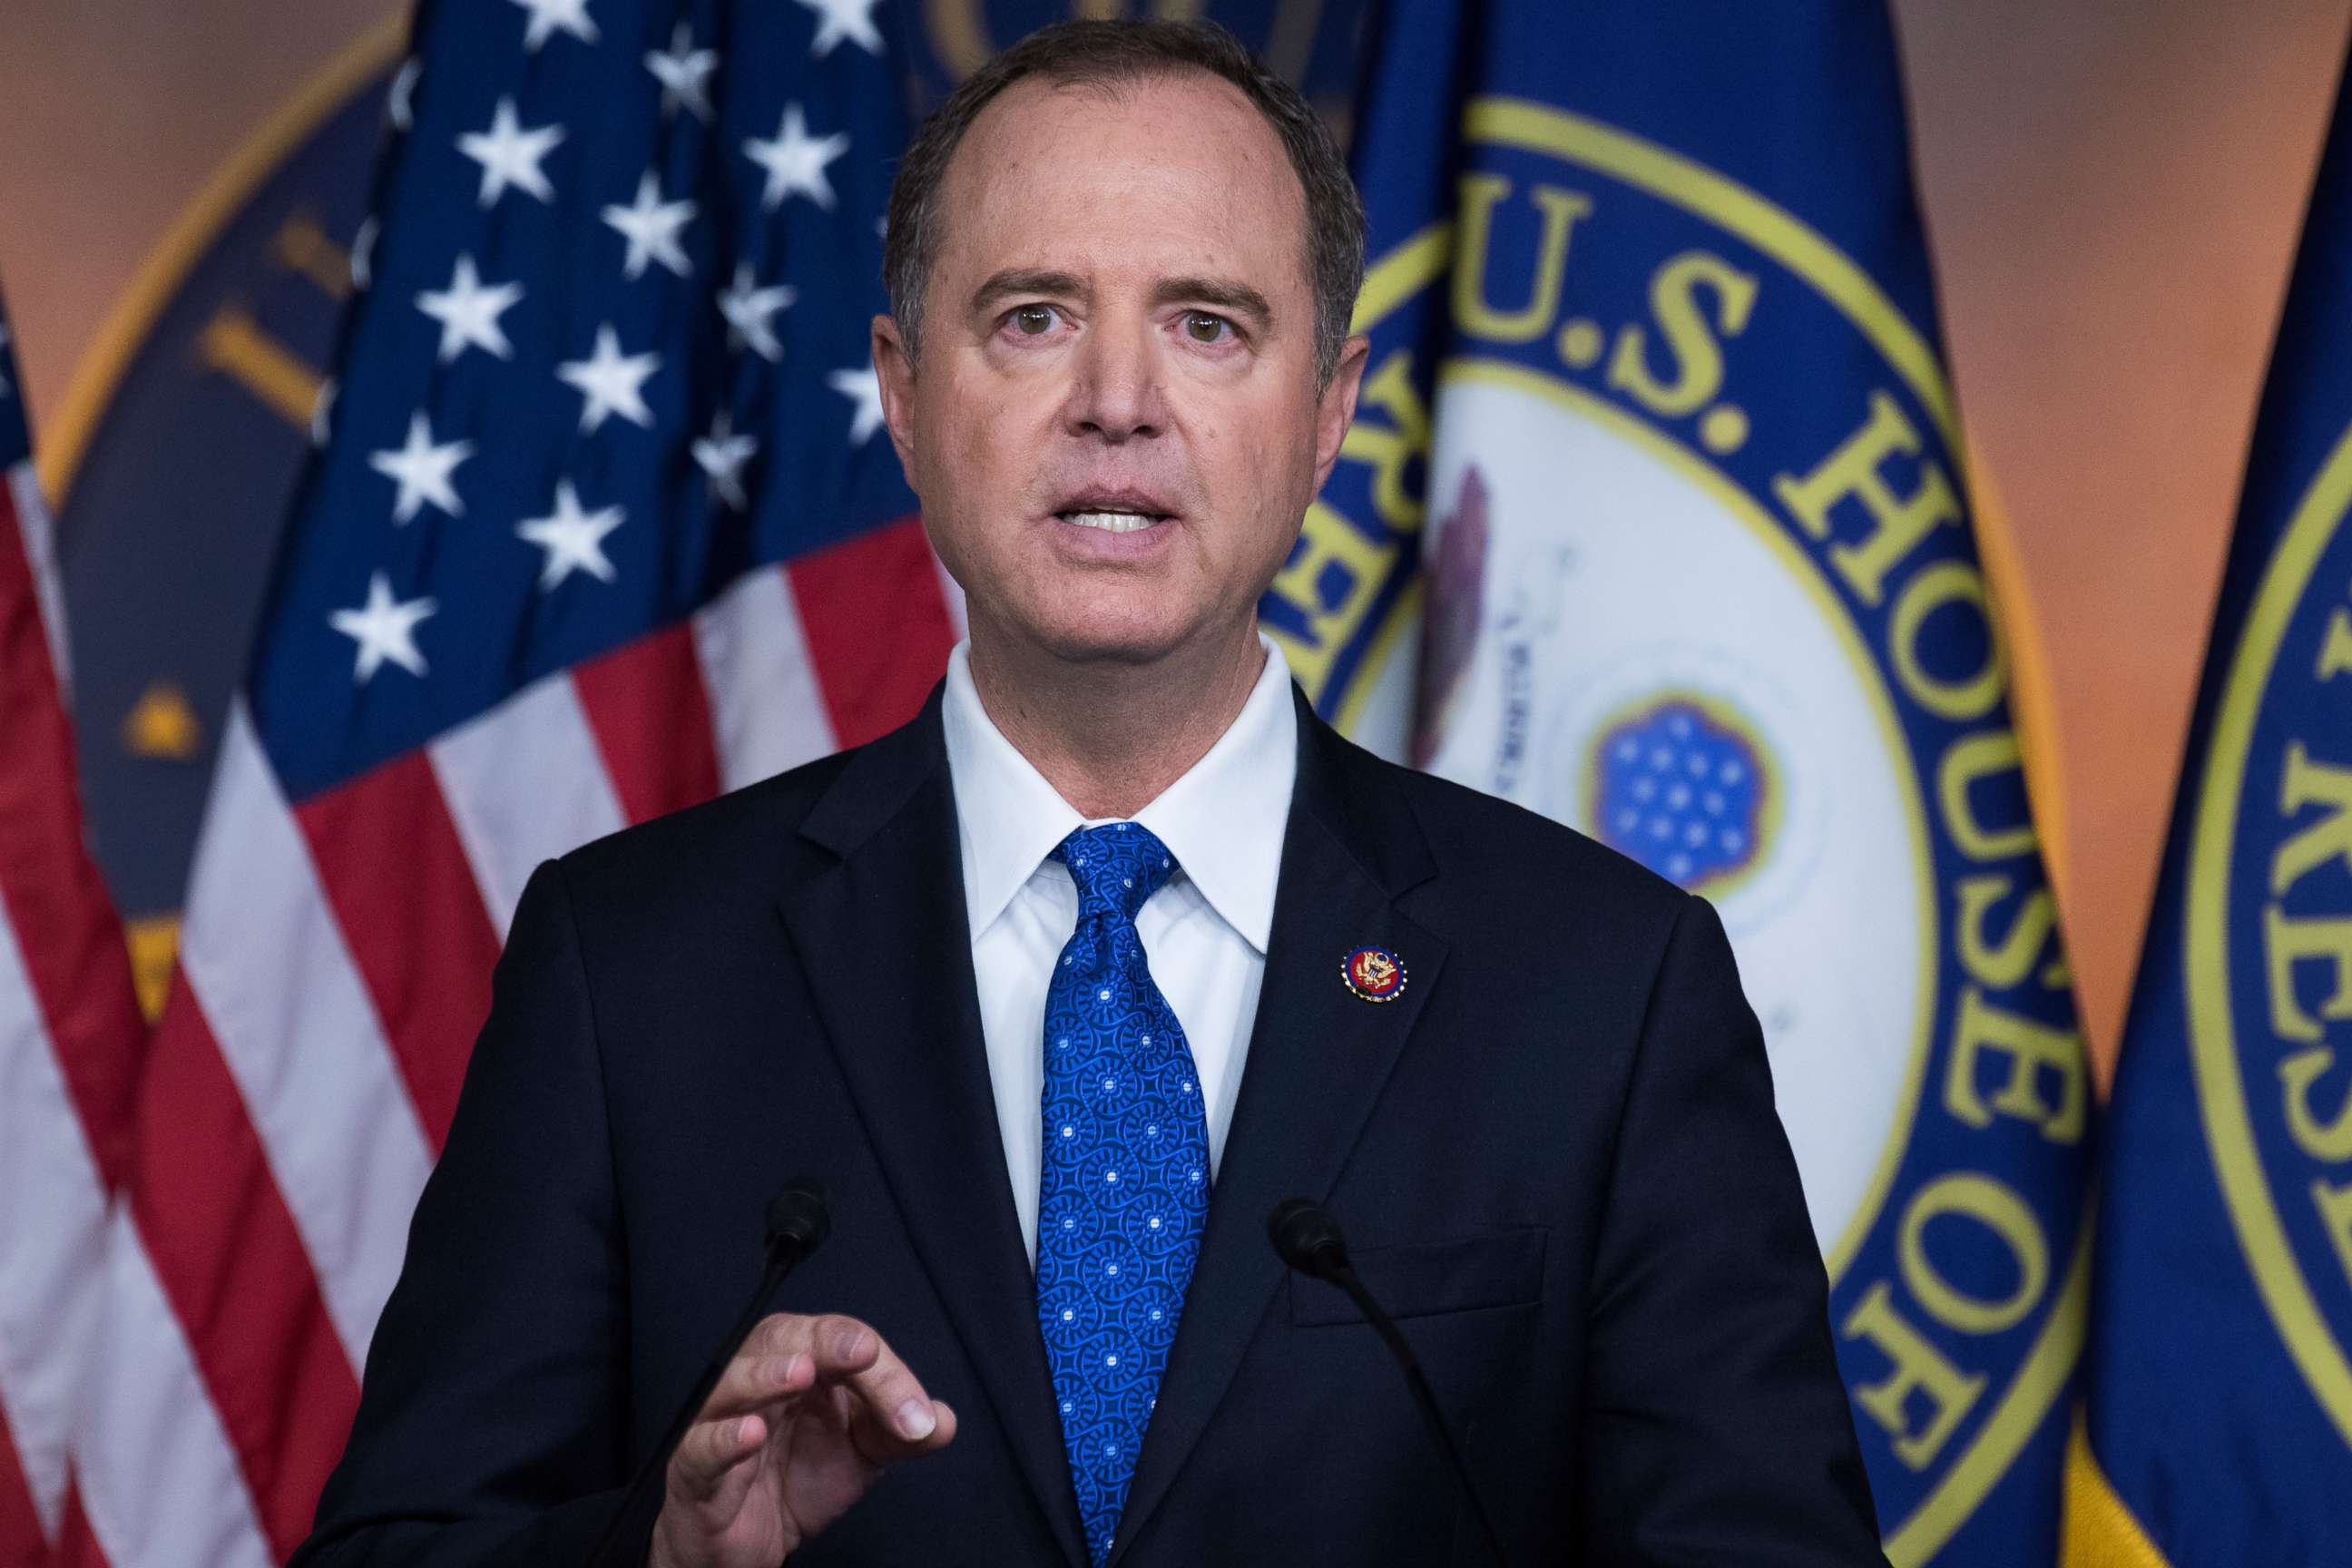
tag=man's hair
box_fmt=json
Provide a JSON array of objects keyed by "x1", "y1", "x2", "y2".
[{"x1": 883, "y1": 18, "x2": 1366, "y2": 387}]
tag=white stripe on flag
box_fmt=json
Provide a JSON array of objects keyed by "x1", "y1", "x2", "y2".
[
  {"x1": 693, "y1": 564, "x2": 837, "y2": 791},
  {"x1": 179, "y1": 706, "x2": 436, "y2": 1367},
  {"x1": 0, "y1": 908, "x2": 109, "y2": 1540},
  {"x1": 74, "y1": 1215, "x2": 275, "y2": 1568},
  {"x1": 7, "y1": 462, "x2": 69, "y2": 693},
  {"x1": 428, "y1": 671, "x2": 628, "y2": 936}
]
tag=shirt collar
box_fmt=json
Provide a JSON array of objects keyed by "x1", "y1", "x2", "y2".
[{"x1": 941, "y1": 632, "x2": 1298, "y2": 954}]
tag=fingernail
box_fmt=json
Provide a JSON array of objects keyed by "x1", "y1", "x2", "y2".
[{"x1": 897, "y1": 1399, "x2": 936, "y2": 1439}]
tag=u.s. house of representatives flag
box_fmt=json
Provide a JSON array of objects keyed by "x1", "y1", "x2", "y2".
[
  {"x1": 64, "y1": 1, "x2": 965, "y2": 1563},
  {"x1": 0, "y1": 290, "x2": 151, "y2": 1563},
  {"x1": 1284, "y1": 2, "x2": 2094, "y2": 1561},
  {"x1": 2068, "y1": 44, "x2": 2352, "y2": 1568}
]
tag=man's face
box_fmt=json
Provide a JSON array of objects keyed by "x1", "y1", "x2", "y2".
[{"x1": 875, "y1": 72, "x2": 1367, "y2": 669}]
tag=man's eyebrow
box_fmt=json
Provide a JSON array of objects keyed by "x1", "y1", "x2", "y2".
[
  {"x1": 970, "y1": 269, "x2": 1088, "y2": 314},
  {"x1": 1152, "y1": 277, "x2": 1273, "y2": 328}
]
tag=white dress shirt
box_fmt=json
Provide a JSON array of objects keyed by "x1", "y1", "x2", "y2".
[{"x1": 941, "y1": 633, "x2": 1298, "y2": 1266}]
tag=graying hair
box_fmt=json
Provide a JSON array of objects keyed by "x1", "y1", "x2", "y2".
[{"x1": 883, "y1": 18, "x2": 1366, "y2": 387}]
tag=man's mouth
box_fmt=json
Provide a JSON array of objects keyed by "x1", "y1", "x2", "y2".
[
  {"x1": 1057, "y1": 507, "x2": 1166, "y2": 534},
  {"x1": 1052, "y1": 486, "x2": 1178, "y2": 534}
]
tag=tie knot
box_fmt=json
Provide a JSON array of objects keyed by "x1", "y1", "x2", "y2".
[{"x1": 1053, "y1": 822, "x2": 1177, "y2": 921}]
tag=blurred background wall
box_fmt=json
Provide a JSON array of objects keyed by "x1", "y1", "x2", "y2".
[{"x1": 2, "y1": 0, "x2": 2347, "y2": 1077}]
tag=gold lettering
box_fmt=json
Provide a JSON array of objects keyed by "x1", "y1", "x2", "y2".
[
  {"x1": 1943, "y1": 986, "x2": 2084, "y2": 1142},
  {"x1": 1264, "y1": 501, "x2": 1394, "y2": 695},
  {"x1": 1899, "y1": 1173, "x2": 2050, "y2": 1335},
  {"x1": 1955, "y1": 874, "x2": 2063, "y2": 991},
  {"x1": 196, "y1": 307, "x2": 323, "y2": 432},
  {"x1": 2319, "y1": 606, "x2": 2352, "y2": 681},
  {"x1": 1338, "y1": 351, "x2": 1431, "y2": 531},
  {"x1": 1603, "y1": 250, "x2": 1758, "y2": 418},
  {"x1": 1771, "y1": 391, "x2": 1961, "y2": 606},
  {"x1": 1939, "y1": 730, "x2": 2036, "y2": 862},
  {"x1": 2280, "y1": 1047, "x2": 2352, "y2": 1162},
  {"x1": 2272, "y1": 740, "x2": 2352, "y2": 895},
  {"x1": 1451, "y1": 176, "x2": 1592, "y2": 345},
  {"x1": 2314, "y1": 1176, "x2": 2352, "y2": 1298},
  {"x1": 2265, "y1": 905, "x2": 2352, "y2": 1044},
  {"x1": 1891, "y1": 562, "x2": 2005, "y2": 721},
  {"x1": 270, "y1": 214, "x2": 353, "y2": 300},
  {"x1": 1840, "y1": 1281, "x2": 1984, "y2": 1470}
]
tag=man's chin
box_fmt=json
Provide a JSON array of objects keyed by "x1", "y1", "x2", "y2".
[{"x1": 1018, "y1": 612, "x2": 1208, "y2": 671}]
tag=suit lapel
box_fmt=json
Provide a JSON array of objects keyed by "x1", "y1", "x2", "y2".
[
  {"x1": 773, "y1": 688, "x2": 1090, "y2": 1568},
  {"x1": 1108, "y1": 689, "x2": 1448, "y2": 1565}
]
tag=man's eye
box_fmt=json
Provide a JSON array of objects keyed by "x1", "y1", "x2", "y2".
[
  {"x1": 1183, "y1": 312, "x2": 1231, "y2": 344},
  {"x1": 1012, "y1": 304, "x2": 1057, "y2": 336}
]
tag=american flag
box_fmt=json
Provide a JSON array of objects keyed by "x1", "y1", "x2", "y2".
[
  {"x1": 0, "y1": 285, "x2": 152, "y2": 1567},
  {"x1": 63, "y1": 0, "x2": 962, "y2": 1562}
]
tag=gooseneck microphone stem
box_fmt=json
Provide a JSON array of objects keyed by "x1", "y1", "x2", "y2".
[
  {"x1": 1267, "y1": 1199, "x2": 1511, "y2": 1568},
  {"x1": 588, "y1": 1178, "x2": 833, "y2": 1568}
]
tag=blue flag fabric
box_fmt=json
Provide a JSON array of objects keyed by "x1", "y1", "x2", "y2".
[
  {"x1": 254, "y1": 0, "x2": 914, "y2": 802},
  {"x1": 1304, "y1": 4, "x2": 2094, "y2": 1563},
  {"x1": 2074, "y1": 48, "x2": 2352, "y2": 1568}
]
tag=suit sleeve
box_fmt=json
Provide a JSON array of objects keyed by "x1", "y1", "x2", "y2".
[
  {"x1": 291, "y1": 858, "x2": 659, "y2": 1566},
  {"x1": 1576, "y1": 892, "x2": 1890, "y2": 1566}
]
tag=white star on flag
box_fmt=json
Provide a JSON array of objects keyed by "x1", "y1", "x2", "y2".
[
  {"x1": 795, "y1": 0, "x2": 884, "y2": 57},
  {"x1": 601, "y1": 172, "x2": 698, "y2": 281},
  {"x1": 828, "y1": 360, "x2": 886, "y2": 445},
  {"x1": 645, "y1": 23, "x2": 718, "y2": 122},
  {"x1": 328, "y1": 571, "x2": 437, "y2": 682},
  {"x1": 388, "y1": 56, "x2": 420, "y2": 132},
  {"x1": 556, "y1": 325, "x2": 661, "y2": 432},
  {"x1": 691, "y1": 411, "x2": 760, "y2": 509},
  {"x1": 351, "y1": 216, "x2": 378, "y2": 290},
  {"x1": 718, "y1": 262, "x2": 795, "y2": 361},
  {"x1": 511, "y1": 0, "x2": 599, "y2": 51},
  {"x1": 744, "y1": 103, "x2": 848, "y2": 211},
  {"x1": 368, "y1": 410, "x2": 475, "y2": 523},
  {"x1": 516, "y1": 479, "x2": 625, "y2": 589},
  {"x1": 416, "y1": 253, "x2": 524, "y2": 362},
  {"x1": 458, "y1": 98, "x2": 565, "y2": 208}
]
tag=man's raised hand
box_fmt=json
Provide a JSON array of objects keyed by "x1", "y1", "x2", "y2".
[{"x1": 648, "y1": 1313, "x2": 957, "y2": 1568}]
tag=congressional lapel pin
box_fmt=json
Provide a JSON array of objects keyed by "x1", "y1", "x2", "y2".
[{"x1": 1341, "y1": 946, "x2": 1406, "y2": 1004}]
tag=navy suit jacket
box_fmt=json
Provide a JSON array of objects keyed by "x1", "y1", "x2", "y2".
[{"x1": 294, "y1": 681, "x2": 1886, "y2": 1566}]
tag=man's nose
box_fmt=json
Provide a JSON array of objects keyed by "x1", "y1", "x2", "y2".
[{"x1": 1065, "y1": 315, "x2": 1167, "y2": 443}]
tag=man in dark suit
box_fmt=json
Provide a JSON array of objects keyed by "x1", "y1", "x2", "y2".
[{"x1": 296, "y1": 18, "x2": 1886, "y2": 1567}]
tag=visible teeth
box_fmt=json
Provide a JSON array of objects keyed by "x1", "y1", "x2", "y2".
[{"x1": 1064, "y1": 510, "x2": 1159, "y2": 534}]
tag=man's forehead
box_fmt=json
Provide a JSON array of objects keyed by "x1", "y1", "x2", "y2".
[{"x1": 938, "y1": 71, "x2": 1307, "y2": 278}]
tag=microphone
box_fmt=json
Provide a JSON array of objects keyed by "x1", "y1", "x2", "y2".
[
  {"x1": 1266, "y1": 1199, "x2": 1511, "y2": 1568},
  {"x1": 588, "y1": 1177, "x2": 832, "y2": 1568}
]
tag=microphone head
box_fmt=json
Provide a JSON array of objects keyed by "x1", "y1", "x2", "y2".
[
  {"x1": 765, "y1": 1177, "x2": 831, "y2": 1258},
  {"x1": 1266, "y1": 1197, "x2": 1350, "y2": 1281}
]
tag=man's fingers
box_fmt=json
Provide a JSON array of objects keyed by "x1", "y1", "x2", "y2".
[
  {"x1": 696, "y1": 1347, "x2": 814, "y2": 1421},
  {"x1": 671, "y1": 1412, "x2": 766, "y2": 1504},
  {"x1": 797, "y1": 1315, "x2": 944, "y2": 1448}
]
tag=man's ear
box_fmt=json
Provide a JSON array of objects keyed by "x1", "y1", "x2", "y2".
[
  {"x1": 872, "y1": 313, "x2": 921, "y2": 489},
  {"x1": 1311, "y1": 332, "x2": 1373, "y2": 491}
]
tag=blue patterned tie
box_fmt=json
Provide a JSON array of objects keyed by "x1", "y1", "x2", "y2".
[{"x1": 1036, "y1": 821, "x2": 1210, "y2": 1565}]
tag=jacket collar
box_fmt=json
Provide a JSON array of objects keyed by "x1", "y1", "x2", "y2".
[{"x1": 780, "y1": 673, "x2": 1444, "y2": 1567}]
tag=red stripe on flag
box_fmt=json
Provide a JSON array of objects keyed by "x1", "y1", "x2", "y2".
[
  {"x1": 573, "y1": 622, "x2": 723, "y2": 823},
  {"x1": 295, "y1": 751, "x2": 498, "y2": 1149},
  {"x1": 133, "y1": 974, "x2": 358, "y2": 1563},
  {"x1": 0, "y1": 1402, "x2": 46, "y2": 1568},
  {"x1": 52, "y1": 1474, "x2": 105, "y2": 1568},
  {"x1": 0, "y1": 475, "x2": 145, "y2": 1191},
  {"x1": 788, "y1": 515, "x2": 955, "y2": 748}
]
